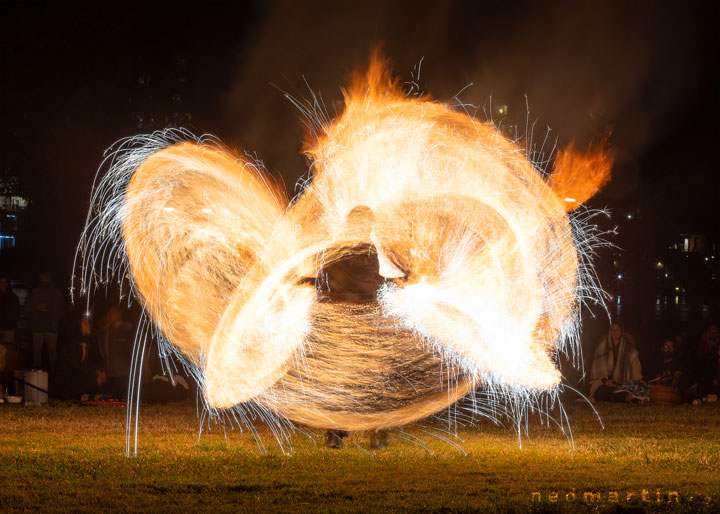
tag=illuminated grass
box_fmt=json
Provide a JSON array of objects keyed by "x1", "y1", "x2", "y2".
[{"x1": 0, "y1": 402, "x2": 718, "y2": 512}]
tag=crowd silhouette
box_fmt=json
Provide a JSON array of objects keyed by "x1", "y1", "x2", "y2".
[
  {"x1": 0, "y1": 272, "x2": 190, "y2": 404},
  {"x1": 587, "y1": 320, "x2": 720, "y2": 405},
  {"x1": 0, "y1": 271, "x2": 718, "y2": 412}
]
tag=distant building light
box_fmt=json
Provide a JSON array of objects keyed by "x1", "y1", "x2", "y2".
[
  {"x1": 626, "y1": 213, "x2": 633, "y2": 220},
  {"x1": 656, "y1": 261, "x2": 663, "y2": 269},
  {"x1": 617, "y1": 274, "x2": 623, "y2": 280},
  {"x1": 674, "y1": 286, "x2": 680, "y2": 291},
  {"x1": 0, "y1": 234, "x2": 15, "y2": 250},
  {"x1": 0, "y1": 196, "x2": 28, "y2": 211}
]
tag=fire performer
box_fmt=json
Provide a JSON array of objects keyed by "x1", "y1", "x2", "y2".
[{"x1": 77, "y1": 55, "x2": 614, "y2": 450}]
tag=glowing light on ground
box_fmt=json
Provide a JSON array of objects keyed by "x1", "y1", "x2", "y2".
[{"x1": 77, "y1": 56, "x2": 612, "y2": 447}]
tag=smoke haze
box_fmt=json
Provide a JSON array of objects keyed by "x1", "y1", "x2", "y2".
[{"x1": 222, "y1": 0, "x2": 713, "y2": 201}]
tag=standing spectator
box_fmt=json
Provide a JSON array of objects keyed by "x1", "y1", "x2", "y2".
[
  {"x1": 61, "y1": 309, "x2": 105, "y2": 398},
  {"x1": 25, "y1": 272, "x2": 64, "y2": 374},
  {"x1": 0, "y1": 276, "x2": 20, "y2": 344},
  {"x1": 97, "y1": 305, "x2": 134, "y2": 397}
]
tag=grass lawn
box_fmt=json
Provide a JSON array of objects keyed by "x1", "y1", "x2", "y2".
[{"x1": 0, "y1": 400, "x2": 718, "y2": 513}]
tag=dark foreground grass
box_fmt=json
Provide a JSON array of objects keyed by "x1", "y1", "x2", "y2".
[{"x1": 1, "y1": 400, "x2": 718, "y2": 513}]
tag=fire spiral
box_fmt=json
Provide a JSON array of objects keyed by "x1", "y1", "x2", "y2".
[{"x1": 79, "y1": 57, "x2": 611, "y2": 433}]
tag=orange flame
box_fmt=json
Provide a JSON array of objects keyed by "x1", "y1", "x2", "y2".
[{"x1": 550, "y1": 139, "x2": 614, "y2": 210}]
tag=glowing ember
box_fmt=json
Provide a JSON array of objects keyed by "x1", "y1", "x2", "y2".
[{"x1": 78, "y1": 57, "x2": 611, "y2": 436}]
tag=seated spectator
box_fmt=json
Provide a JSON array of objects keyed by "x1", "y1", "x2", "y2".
[
  {"x1": 697, "y1": 324, "x2": 719, "y2": 360},
  {"x1": 589, "y1": 321, "x2": 647, "y2": 402},
  {"x1": 697, "y1": 339, "x2": 720, "y2": 403},
  {"x1": 649, "y1": 339, "x2": 685, "y2": 387},
  {"x1": 648, "y1": 338, "x2": 697, "y2": 403}
]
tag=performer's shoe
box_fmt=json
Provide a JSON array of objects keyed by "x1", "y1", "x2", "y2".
[
  {"x1": 369, "y1": 430, "x2": 389, "y2": 449},
  {"x1": 325, "y1": 430, "x2": 345, "y2": 449}
]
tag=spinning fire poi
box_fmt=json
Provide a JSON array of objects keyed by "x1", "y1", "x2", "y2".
[{"x1": 77, "y1": 56, "x2": 612, "y2": 447}]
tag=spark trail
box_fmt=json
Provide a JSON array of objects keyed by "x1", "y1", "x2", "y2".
[{"x1": 77, "y1": 56, "x2": 612, "y2": 447}]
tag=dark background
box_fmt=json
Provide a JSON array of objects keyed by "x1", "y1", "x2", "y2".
[{"x1": 1, "y1": 0, "x2": 719, "y2": 365}]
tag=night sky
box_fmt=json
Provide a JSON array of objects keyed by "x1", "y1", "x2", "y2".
[{"x1": 1, "y1": 0, "x2": 718, "y2": 288}]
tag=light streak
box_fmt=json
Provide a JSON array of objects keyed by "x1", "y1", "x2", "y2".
[{"x1": 76, "y1": 56, "x2": 612, "y2": 449}]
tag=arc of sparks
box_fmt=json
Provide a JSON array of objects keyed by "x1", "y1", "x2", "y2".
[{"x1": 79, "y1": 56, "x2": 612, "y2": 433}]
